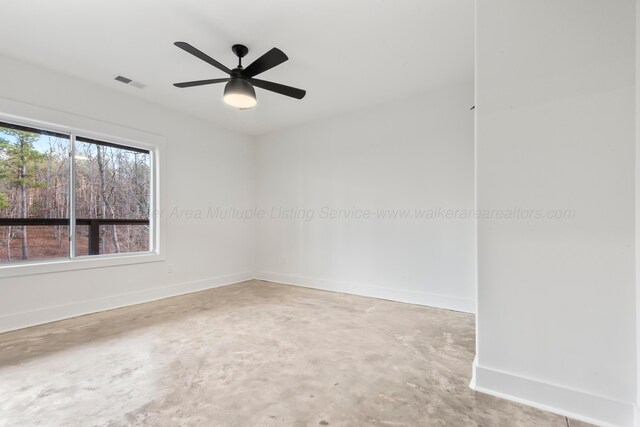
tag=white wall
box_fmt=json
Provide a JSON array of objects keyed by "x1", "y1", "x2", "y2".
[
  {"x1": 255, "y1": 83, "x2": 476, "y2": 313},
  {"x1": 0, "y1": 55, "x2": 256, "y2": 332},
  {"x1": 474, "y1": 1, "x2": 636, "y2": 426}
]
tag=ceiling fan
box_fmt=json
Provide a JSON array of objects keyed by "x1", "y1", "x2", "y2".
[{"x1": 172, "y1": 42, "x2": 306, "y2": 109}]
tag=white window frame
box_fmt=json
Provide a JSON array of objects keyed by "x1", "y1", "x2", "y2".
[{"x1": 0, "y1": 99, "x2": 166, "y2": 278}]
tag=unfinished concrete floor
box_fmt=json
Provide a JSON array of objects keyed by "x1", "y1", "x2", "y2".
[{"x1": 0, "y1": 280, "x2": 589, "y2": 426}]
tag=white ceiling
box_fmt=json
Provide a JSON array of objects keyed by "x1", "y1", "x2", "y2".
[{"x1": 0, "y1": 0, "x2": 473, "y2": 136}]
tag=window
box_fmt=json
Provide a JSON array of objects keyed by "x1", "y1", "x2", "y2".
[{"x1": 0, "y1": 120, "x2": 154, "y2": 265}]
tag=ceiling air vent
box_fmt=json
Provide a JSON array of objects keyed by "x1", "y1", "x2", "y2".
[{"x1": 114, "y1": 75, "x2": 146, "y2": 89}]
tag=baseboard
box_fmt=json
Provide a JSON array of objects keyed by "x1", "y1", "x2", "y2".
[
  {"x1": 471, "y1": 360, "x2": 636, "y2": 427},
  {"x1": 255, "y1": 271, "x2": 475, "y2": 313},
  {"x1": 0, "y1": 271, "x2": 253, "y2": 333}
]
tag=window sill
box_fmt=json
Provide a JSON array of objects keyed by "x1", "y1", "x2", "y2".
[{"x1": 0, "y1": 252, "x2": 165, "y2": 279}]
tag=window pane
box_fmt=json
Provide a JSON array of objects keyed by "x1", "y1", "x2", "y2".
[
  {"x1": 74, "y1": 138, "x2": 150, "y2": 256},
  {"x1": 99, "y1": 224, "x2": 149, "y2": 255},
  {"x1": 0, "y1": 122, "x2": 70, "y2": 264},
  {"x1": 75, "y1": 224, "x2": 90, "y2": 257},
  {"x1": 74, "y1": 224, "x2": 149, "y2": 256},
  {"x1": 0, "y1": 225, "x2": 70, "y2": 263}
]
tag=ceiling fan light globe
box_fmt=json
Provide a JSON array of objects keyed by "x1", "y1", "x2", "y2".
[
  {"x1": 224, "y1": 93, "x2": 257, "y2": 109},
  {"x1": 223, "y1": 78, "x2": 257, "y2": 109}
]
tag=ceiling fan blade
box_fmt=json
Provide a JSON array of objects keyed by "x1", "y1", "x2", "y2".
[
  {"x1": 174, "y1": 41, "x2": 232, "y2": 75},
  {"x1": 173, "y1": 78, "x2": 229, "y2": 88},
  {"x1": 249, "y1": 78, "x2": 306, "y2": 99},
  {"x1": 242, "y1": 48, "x2": 288, "y2": 78}
]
